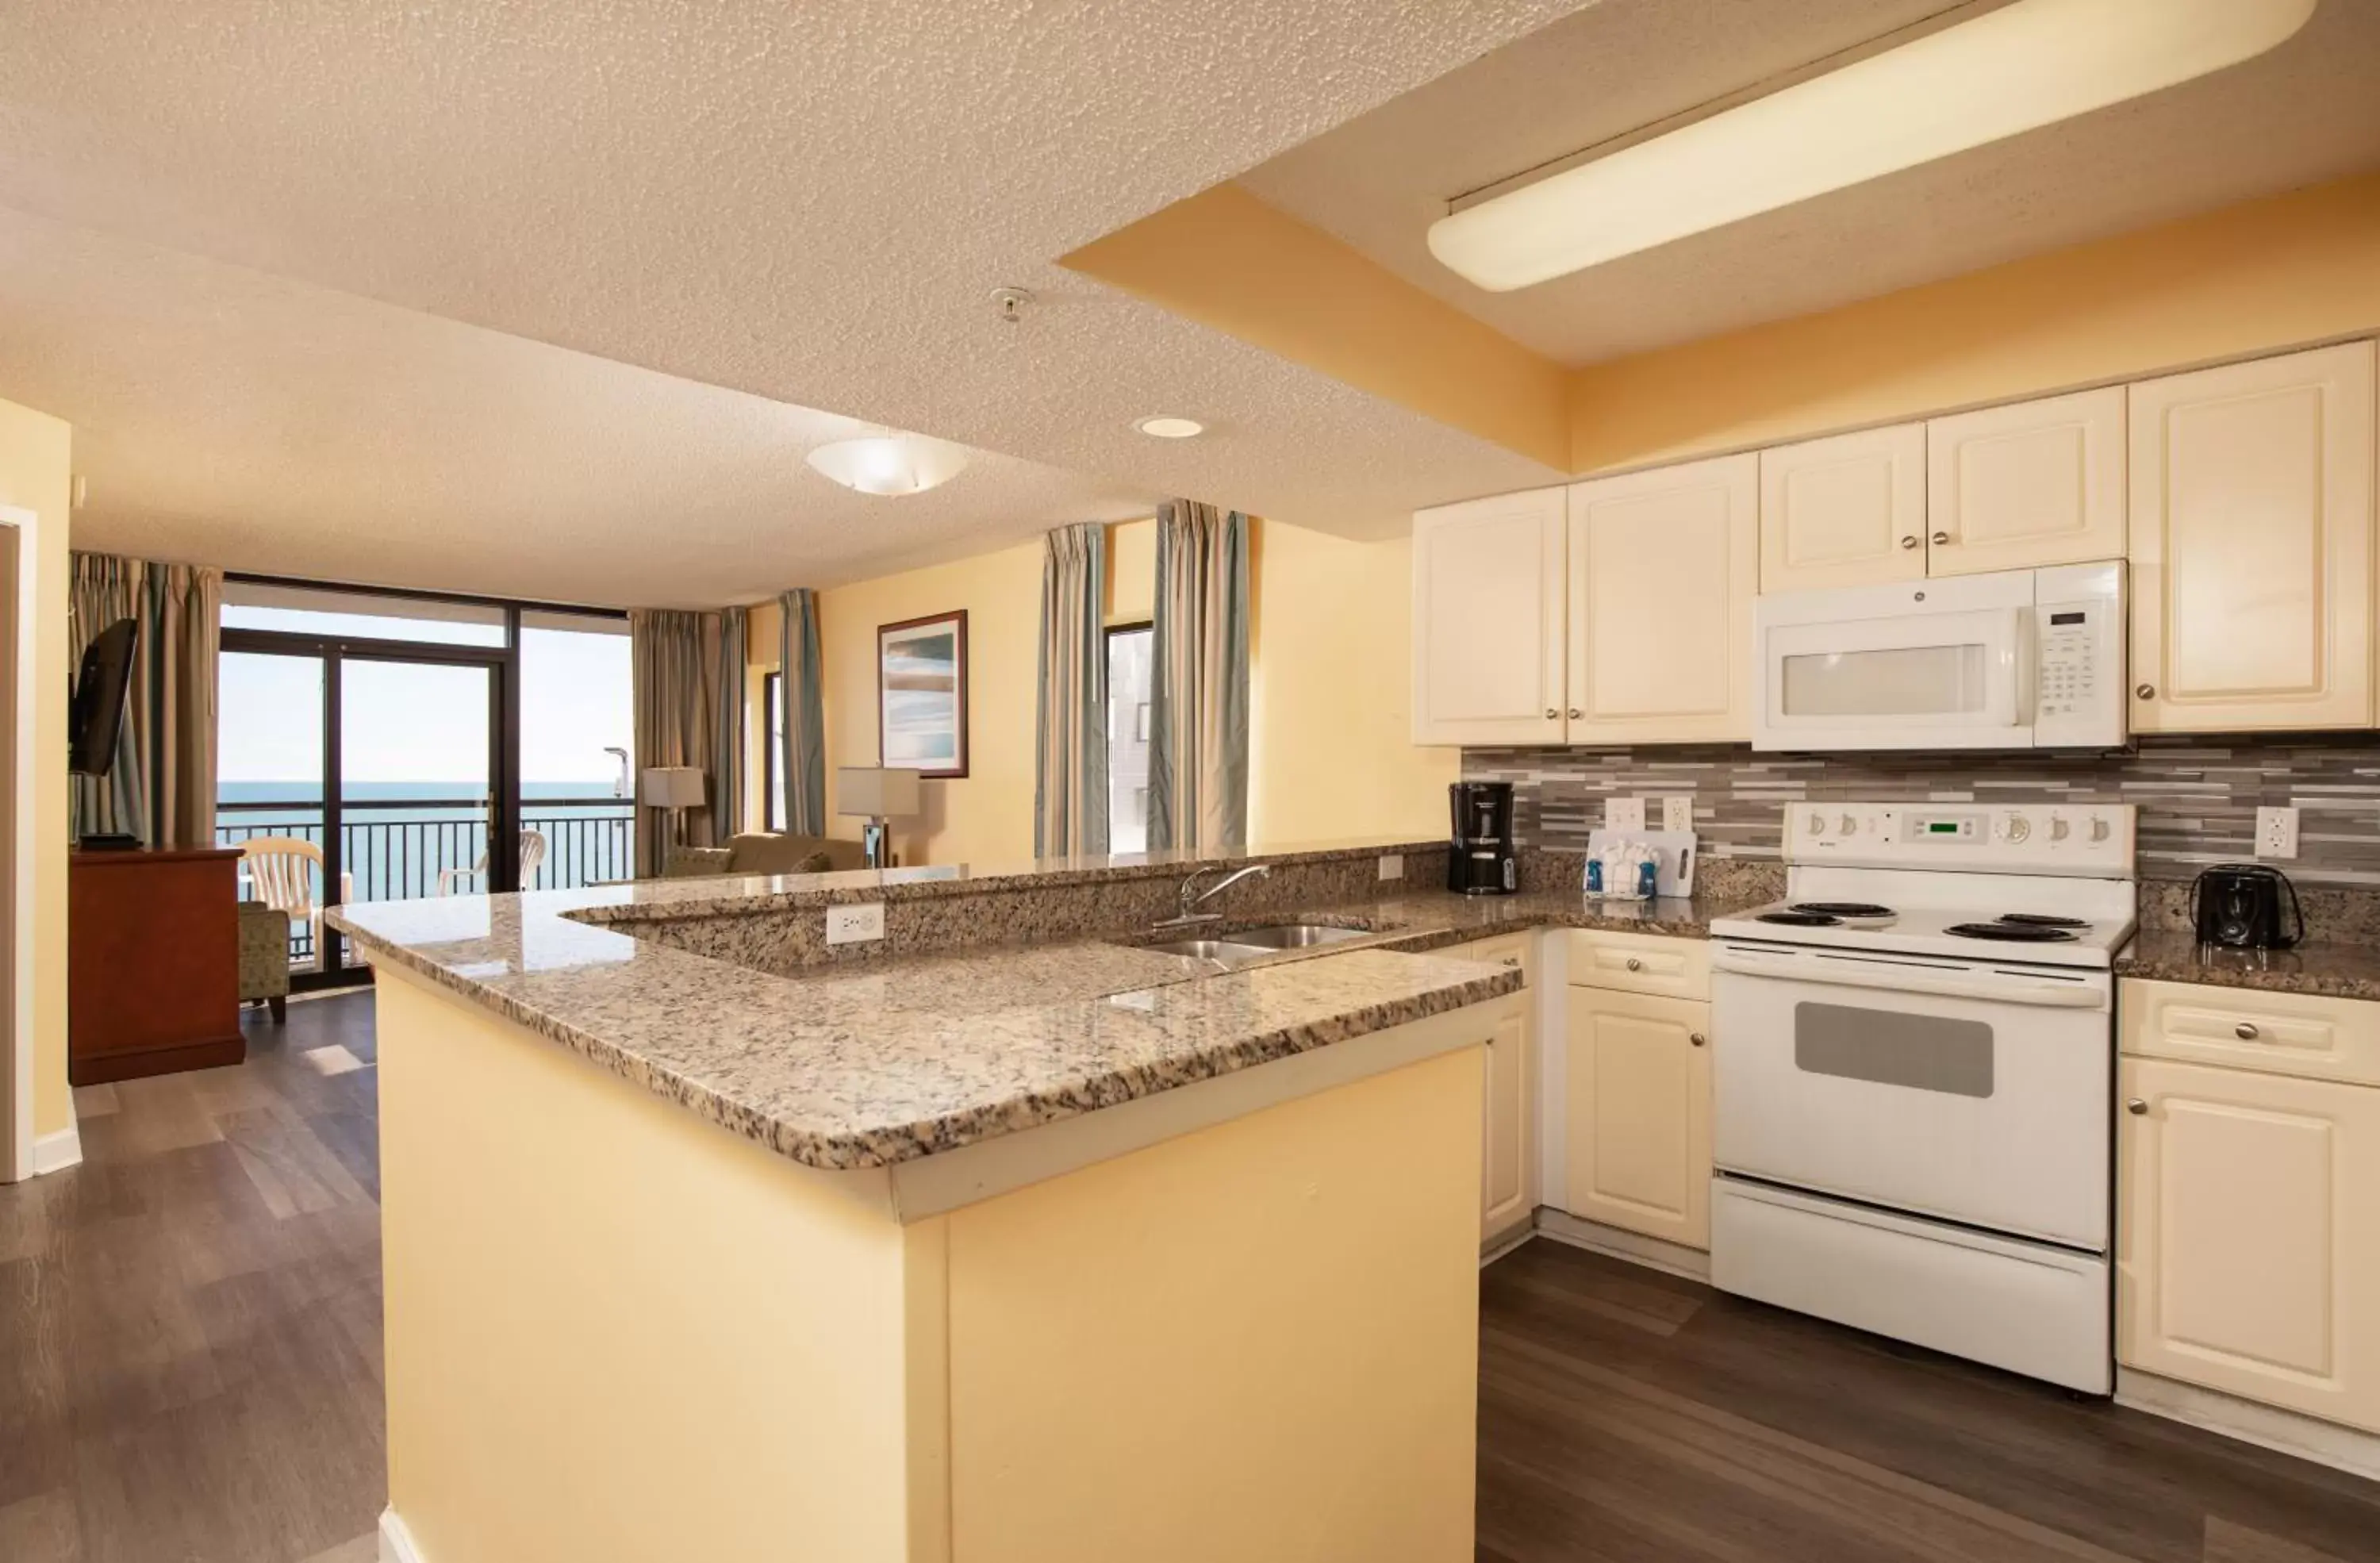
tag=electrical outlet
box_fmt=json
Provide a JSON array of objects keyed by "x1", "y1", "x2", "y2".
[
  {"x1": 1660, "y1": 796, "x2": 1694, "y2": 834},
  {"x1": 2255, "y1": 805, "x2": 2300, "y2": 860},
  {"x1": 1605, "y1": 797, "x2": 1646, "y2": 832},
  {"x1": 1377, "y1": 854, "x2": 1403, "y2": 881},
  {"x1": 825, "y1": 902, "x2": 886, "y2": 945}
]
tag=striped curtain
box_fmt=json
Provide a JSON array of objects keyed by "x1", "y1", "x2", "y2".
[
  {"x1": 1034, "y1": 523, "x2": 1108, "y2": 858},
  {"x1": 67, "y1": 553, "x2": 222, "y2": 848},
  {"x1": 713, "y1": 606, "x2": 747, "y2": 847},
  {"x1": 777, "y1": 589, "x2": 828, "y2": 835},
  {"x1": 1148, "y1": 503, "x2": 1251, "y2": 853},
  {"x1": 630, "y1": 608, "x2": 737, "y2": 876}
]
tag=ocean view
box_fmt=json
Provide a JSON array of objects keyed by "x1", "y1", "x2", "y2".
[{"x1": 217, "y1": 779, "x2": 637, "y2": 900}]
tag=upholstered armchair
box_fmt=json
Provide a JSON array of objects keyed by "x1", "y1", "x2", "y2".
[{"x1": 238, "y1": 900, "x2": 291, "y2": 1023}]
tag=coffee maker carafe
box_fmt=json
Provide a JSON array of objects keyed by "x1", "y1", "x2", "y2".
[{"x1": 1449, "y1": 782, "x2": 1518, "y2": 896}]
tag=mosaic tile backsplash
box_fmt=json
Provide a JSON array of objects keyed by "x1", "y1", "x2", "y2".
[{"x1": 1463, "y1": 737, "x2": 2380, "y2": 887}]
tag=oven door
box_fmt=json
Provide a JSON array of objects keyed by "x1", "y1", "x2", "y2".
[
  {"x1": 1710, "y1": 942, "x2": 2110, "y2": 1250},
  {"x1": 1752, "y1": 589, "x2": 2029, "y2": 752}
]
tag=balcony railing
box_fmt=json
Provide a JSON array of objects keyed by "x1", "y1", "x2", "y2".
[{"x1": 217, "y1": 796, "x2": 638, "y2": 968}]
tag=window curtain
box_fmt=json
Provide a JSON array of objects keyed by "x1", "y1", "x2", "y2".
[
  {"x1": 777, "y1": 588, "x2": 827, "y2": 836},
  {"x1": 1034, "y1": 523, "x2": 1108, "y2": 858},
  {"x1": 1147, "y1": 502, "x2": 1250, "y2": 854},
  {"x1": 67, "y1": 552, "x2": 221, "y2": 849},
  {"x1": 629, "y1": 607, "x2": 740, "y2": 876}
]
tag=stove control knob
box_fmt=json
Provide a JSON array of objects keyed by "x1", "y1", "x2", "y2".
[
  {"x1": 2049, "y1": 815, "x2": 2071, "y2": 843},
  {"x1": 2089, "y1": 816, "x2": 2112, "y2": 843},
  {"x1": 1806, "y1": 812, "x2": 1826, "y2": 837},
  {"x1": 1839, "y1": 813, "x2": 1858, "y2": 836},
  {"x1": 2001, "y1": 815, "x2": 2031, "y2": 843}
]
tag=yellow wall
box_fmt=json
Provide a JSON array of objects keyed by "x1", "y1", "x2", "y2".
[
  {"x1": 747, "y1": 515, "x2": 1451, "y2": 866},
  {"x1": 0, "y1": 397, "x2": 71, "y2": 1146},
  {"x1": 1568, "y1": 171, "x2": 2380, "y2": 473}
]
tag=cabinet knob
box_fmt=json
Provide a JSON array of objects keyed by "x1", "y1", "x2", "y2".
[
  {"x1": 1499, "y1": 956, "x2": 1520, "y2": 968},
  {"x1": 1545, "y1": 709, "x2": 1559, "y2": 720},
  {"x1": 1568, "y1": 708, "x2": 1582, "y2": 719},
  {"x1": 1625, "y1": 957, "x2": 1643, "y2": 972},
  {"x1": 2235, "y1": 1022, "x2": 2260, "y2": 1040},
  {"x1": 2126, "y1": 1098, "x2": 2148, "y2": 1116},
  {"x1": 1689, "y1": 1032, "x2": 1706, "y2": 1047},
  {"x1": 2136, "y1": 683, "x2": 2155, "y2": 700},
  {"x1": 1899, "y1": 535, "x2": 1920, "y2": 550},
  {"x1": 1931, "y1": 531, "x2": 1950, "y2": 545}
]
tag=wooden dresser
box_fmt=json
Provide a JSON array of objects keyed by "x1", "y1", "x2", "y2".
[{"x1": 69, "y1": 847, "x2": 246, "y2": 1085}]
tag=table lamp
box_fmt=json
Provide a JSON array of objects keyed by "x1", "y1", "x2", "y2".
[
  {"x1": 639, "y1": 766, "x2": 708, "y2": 849},
  {"x1": 838, "y1": 766, "x2": 922, "y2": 869}
]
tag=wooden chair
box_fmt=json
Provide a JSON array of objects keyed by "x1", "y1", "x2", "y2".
[
  {"x1": 437, "y1": 828, "x2": 551, "y2": 896},
  {"x1": 237, "y1": 837, "x2": 352, "y2": 973}
]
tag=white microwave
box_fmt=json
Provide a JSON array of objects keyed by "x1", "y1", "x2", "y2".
[{"x1": 1751, "y1": 563, "x2": 2124, "y2": 752}]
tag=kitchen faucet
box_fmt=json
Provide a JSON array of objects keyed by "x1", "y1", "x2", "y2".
[{"x1": 1170, "y1": 862, "x2": 1272, "y2": 924}]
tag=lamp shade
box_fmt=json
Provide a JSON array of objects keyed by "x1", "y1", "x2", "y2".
[
  {"x1": 805, "y1": 436, "x2": 971, "y2": 497},
  {"x1": 639, "y1": 766, "x2": 707, "y2": 808},
  {"x1": 838, "y1": 766, "x2": 923, "y2": 819}
]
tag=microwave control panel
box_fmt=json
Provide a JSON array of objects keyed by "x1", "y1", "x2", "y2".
[
  {"x1": 2031, "y1": 563, "x2": 2125, "y2": 748},
  {"x1": 1788, "y1": 802, "x2": 2138, "y2": 875}
]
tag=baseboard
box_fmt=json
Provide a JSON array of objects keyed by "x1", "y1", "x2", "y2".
[
  {"x1": 1480, "y1": 1224, "x2": 1535, "y2": 1267},
  {"x1": 1531, "y1": 1207, "x2": 1712, "y2": 1281},
  {"x1": 379, "y1": 1508, "x2": 426, "y2": 1563},
  {"x1": 2116, "y1": 1368, "x2": 2380, "y2": 1481},
  {"x1": 31, "y1": 1123, "x2": 81, "y2": 1176}
]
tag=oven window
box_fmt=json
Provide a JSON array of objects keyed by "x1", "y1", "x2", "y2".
[
  {"x1": 1780, "y1": 643, "x2": 1986, "y2": 718},
  {"x1": 1794, "y1": 1001, "x2": 1995, "y2": 1097}
]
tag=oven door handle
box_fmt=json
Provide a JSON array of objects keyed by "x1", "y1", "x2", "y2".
[{"x1": 1711, "y1": 948, "x2": 2107, "y2": 1008}]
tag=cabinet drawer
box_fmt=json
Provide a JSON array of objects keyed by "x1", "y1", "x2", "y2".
[
  {"x1": 1567, "y1": 928, "x2": 1708, "y2": 1000},
  {"x1": 2121, "y1": 978, "x2": 2380, "y2": 1088},
  {"x1": 1444, "y1": 934, "x2": 1531, "y2": 982}
]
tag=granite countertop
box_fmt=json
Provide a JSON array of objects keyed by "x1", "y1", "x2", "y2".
[
  {"x1": 2117, "y1": 931, "x2": 2380, "y2": 1000},
  {"x1": 329, "y1": 873, "x2": 1751, "y2": 1173}
]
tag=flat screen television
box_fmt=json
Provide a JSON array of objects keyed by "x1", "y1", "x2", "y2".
[{"x1": 69, "y1": 617, "x2": 139, "y2": 777}]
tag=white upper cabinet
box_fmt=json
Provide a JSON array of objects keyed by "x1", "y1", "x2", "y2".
[
  {"x1": 2129, "y1": 341, "x2": 2377, "y2": 733},
  {"x1": 1566, "y1": 454, "x2": 1757, "y2": 744},
  {"x1": 1411, "y1": 487, "x2": 1567, "y2": 745},
  {"x1": 1925, "y1": 386, "x2": 2127, "y2": 577},
  {"x1": 1759, "y1": 422, "x2": 1927, "y2": 593}
]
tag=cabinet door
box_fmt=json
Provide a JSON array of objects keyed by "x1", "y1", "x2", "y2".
[
  {"x1": 2117, "y1": 1057, "x2": 2380, "y2": 1434},
  {"x1": 1411, "y1": 488, "x2": 1567, "y2": 745},
  {"x1": 1926, "y1": 386, "x2": 2125, "y2": 577},
  {"x1": 1759, "y1": 422, "x2": 1927, "y2": 593},
  {"x1": 1566, "y1": 453, "x2": 1756, "y2": 743},
  {"x1": 1562, "y1": 988, "x2": 1711, "y2": 1250},
  {"x1": 1454, "y1": 936, "x2": 1536, "y2": 1244},
  {"x1": 2129, "y1": 342, "x2": 2377, "y2": 733}
]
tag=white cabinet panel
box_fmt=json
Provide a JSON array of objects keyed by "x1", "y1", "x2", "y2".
[
  {"x1": 1453, "y1": 935, "x2": 1536, "y2": 1246},
  {"x1": 1760, "y1": 423, "x2": 1927, "y2": 593},
  {"x1": 2129, "y1": 341, "x2": 2377, "y2": 732},
  {"x1": 1411, "y1": 488, "x2": 1567, "y2": 745},
  {"x1": 1562, "y1": 986, "x2": 1711, "y2": 1250},
  {"x1": 1926, "y1": 386, "x2": 2126, "y2": 576},
  {"x1": 1566, "y1": 453, "x2": 1756, "y2": 743},
  {"x1": 2118, "y1": 1056, "x2": 2380, "y2": 1434}
]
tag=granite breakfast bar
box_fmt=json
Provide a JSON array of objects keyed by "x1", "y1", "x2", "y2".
[{"x1": 331, "y1": 843, "x2": 1533, "y2": 1563}]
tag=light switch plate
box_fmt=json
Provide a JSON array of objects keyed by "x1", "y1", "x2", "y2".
[
  {"x1": 1377, "y1": 854, "x2": 1403, "y2": 881},
  {"x1": 826, "y1": 902, "x2": 886, "y2": 945},
  {"x1": 1660, "y1": 796, "x2": 1694, "y2": 834},
  {"x1": 2255, "y1": 805, "x2": 2300, "y2": 860},
  {"x1": 1604, "y1": 797, "x2": 1646, "y2": 832}
]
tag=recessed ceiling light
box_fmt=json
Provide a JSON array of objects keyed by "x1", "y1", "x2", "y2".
[
  {"x1": 1136, "y1": 416, "x2": 1205, "y2": 440},
  {"x1": 804, "y1": 435, "x2": 971, "y2": 496},
  {"x1": 1427, "y1": 0, "x2": 2317, "y2": 293}
]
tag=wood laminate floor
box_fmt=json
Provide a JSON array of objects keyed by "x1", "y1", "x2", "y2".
[{"x1": 5, "y1": 989, "x2": 2378, "y2": 1561}]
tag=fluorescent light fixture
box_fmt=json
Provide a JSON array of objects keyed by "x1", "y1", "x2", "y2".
[
  {"x1": 1135, "y1": 415, "x2": 1206, "y2": 439},
  {"x1": 805, "y1": 435, "x2": 971, "y2": 496},
  {"x1": 1428, "y1": 0, "x2": 2317, "y2": 293}
]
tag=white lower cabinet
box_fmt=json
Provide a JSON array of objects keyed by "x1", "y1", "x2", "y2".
[
  {"x1": 1561, "y1": 985, "x2": 1712, "y2": 1251},
  {"x1": 2118, "y1": 980, "x2": 2380, "y2": 1436},
  {"x1": 1452, "y1": 935, "x2": 1536, "y2": 1246}
]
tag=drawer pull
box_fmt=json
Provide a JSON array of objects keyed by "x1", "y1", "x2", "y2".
[
  {"x1": 1690, "y1": 1032, "x2": 1706, "y2": 1047},
  {"x1": 1499, "y1": 956, "x2": 1520, "y2": 968},
  {"x1": 1625, "y1": 957, "x2": 1644, "y2": 972},
  {"x1": 2235, "y1": 1022, "x2": 2260, "y2": 1040},
  {"x1": 2126, "y1": 1099, "x2": 2148, "y2": 1115}
]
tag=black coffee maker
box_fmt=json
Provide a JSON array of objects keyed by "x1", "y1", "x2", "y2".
[
  {"x1": 2190, "y1": 863, "x2": 2304, "y2": 949},
  {"x1": 1449, "y1": 782, "x2": 1518, "y2": 896}
]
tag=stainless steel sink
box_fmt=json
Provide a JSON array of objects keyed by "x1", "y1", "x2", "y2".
[
  {"x1": 1229, "y1": 924, "x2": 1372, "y2": 950},
  {"x1": 1141, "y1": 936, "x2": 1273, "y2": 964}
]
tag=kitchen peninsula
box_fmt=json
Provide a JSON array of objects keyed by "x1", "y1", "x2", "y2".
[{"x1": 332, "y1": 842, "x2": 1543, "y2": 1563}]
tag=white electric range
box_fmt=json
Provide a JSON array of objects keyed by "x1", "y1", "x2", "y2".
[{"x1": 1705, "y1": 801, "x2": 2138, "y2": 1394}]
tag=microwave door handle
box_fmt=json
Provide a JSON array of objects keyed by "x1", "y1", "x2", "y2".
[{"x1": 1711, "y1": 949, "x2": 2105, "y2": 1008}]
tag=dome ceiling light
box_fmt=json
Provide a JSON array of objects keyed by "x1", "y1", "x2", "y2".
[
  {"x1": 804, "y1": 435, "x2": 972, "y2": 496},
  {"x1": 1135, "y1": 416, "x2": 1205, "y2": 439},
  {"x1": 1427, "y1": 0, "x2": 2317, "y2": 293}
]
